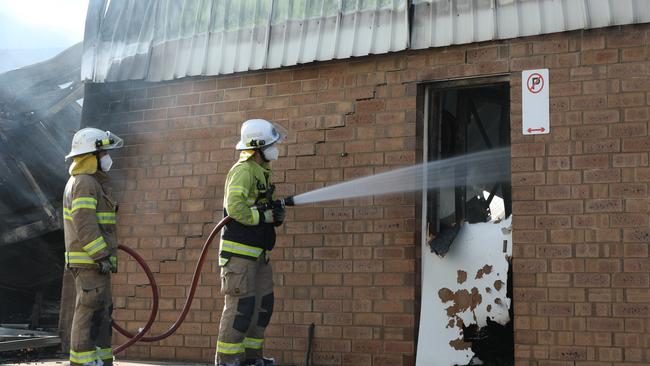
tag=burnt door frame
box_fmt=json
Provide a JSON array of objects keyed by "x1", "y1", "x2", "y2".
[{"x1": 424, "y1": 76, "x2": 512, "y2": 250}]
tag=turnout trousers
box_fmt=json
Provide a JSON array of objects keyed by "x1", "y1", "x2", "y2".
[
  {"x1": 69, "y1": 268, "x2": 113, "y2": 366},
  {"x1": 215, "y1": 254, "x2": 274, "y2": 365}
]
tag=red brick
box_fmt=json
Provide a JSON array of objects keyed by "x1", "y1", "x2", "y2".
[
  {"x1": 623, "y1": 229, "x2": 650, "y2": 243},
  {"x1": 584, "y1": 168, "x2": 620, "y2": 183},
  {"x1": 621, "y1": 46, "x2": 647, "y2": 62},
  {"x1": 625, "y1": 289, "x2": 650, "y2": 303},
  {"x1": 514, "y1": 259, "x2": 548, "y2": 274},
  {"x1": 512, "y1": 142, "x2": 546, "y2": 157},
  {"x1": 623, "y1": 243, "x2": 649, "y2": 257},
  {"x1": 535, "y1": 186, "x2": 571, "y2": 200},
  {"x1": 582, "y1": 79, "x2": 607, "y2": 94},
  {"x1": 585, "y1": 199, "x2": 623, "y2": 212},
  {"x1": 583, "y1": 109, "x2": 619, "y2": 124},
  {"x1": 573, "y1": 154, "x2": 610, "y2": 170},
  {"x1": 548, "y1": 345, "x2": 586, "y2": 360},
  {"x1": 581, "y1": 49, "x2": 619, "y2": 64},
  {"x1": 614, "y1": 274, "x2": 650, "y2": 288},
  {"x1": 622, "y1": 75, "x2": 650, "y2": 93},
  {"x1": 558, "y1": 171, "x2": 582, "y2": 184},
  {"x1": 551, "y1": 259, "x2": 585, "y2": 273},
  {"x1": 574, "y1": 273, "x2": 611, "y2": 287},
  {"x1": 537, "y1": 245, "x2": 572, "y2": 258},
  {"x1": 586, "y1": 258, "x2": 621, "y2": 272},
  {"x1": 512, "y1": 172, "x2": 546, "y2": 186},
  {"x1": 242, "y1": 73, "x2": 267, "y2": 86},
  {"x1": 290, "y1": 93, "x2": 317, "y2": 105},
  {"x1": 538, "y1": 303, "x2": 574, "y2": 316},
  {"x1": 607, "y1": 30, "x2": 644, "y2": 48},
  {"x1": 466, "y1": 46, "x2": 498, "y2": 62},
  {"x1": 513, "y1": 201, "x2": 546, "y2": 215},
  {"x1": 610, "y1": 213, "x2": 648, "y2": 228},
  {"x1": 608, "y1": 62, "x2": 648, "y2": 78},
  {"x1": 511, "y1": 56, "x2": 545, "y2": 71},
  {"x1": 536, "y1": 216, "x2": 571, "y2": 229},
  {"x1": 571, "y1": 95, "x2": 607, "y2": 110},
  {"x1": 612, "y1": 305, "x2": 649, "y2": 321},
  {"x1": 287, "y1": 143, "x2": 316, "y2": 156},
  {"x1": 192, "y1": 79, "x2": 216, "y2": 92},
  {"x1": 583, "y1": 139, "x2": 620, "y2": 153},
  {"x1": 548, "y1": 201, "x2": 583, "y2": 214},
  {"x1": 355, "y1": 99, "x2": 385, "y2": 113},
  {"x1": 623, "y1": 136, "x2": 650, "y2": 152},
  {"x1": 608, "y1": 92, "x2": 646, "y2": 107}
]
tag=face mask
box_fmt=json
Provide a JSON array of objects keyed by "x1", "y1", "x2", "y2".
[
  {"x1": 262, "y1": 145, "x2": 279, "y2": 161},
  {"x1": 100, "y1": 154, "x2": 113, "y2": 172}
]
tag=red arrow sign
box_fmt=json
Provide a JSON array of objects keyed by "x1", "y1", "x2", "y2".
[{"x1": 527, "y1": 127, "x2": 546, "y2": 133}]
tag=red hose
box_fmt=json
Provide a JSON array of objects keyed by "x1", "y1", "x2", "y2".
[
  {"x1": 113, "y1": 216, "x2": 232, "y2": 353},
  {"x1": 113, "y1": 244, "x2": 158, "y2": 354}
]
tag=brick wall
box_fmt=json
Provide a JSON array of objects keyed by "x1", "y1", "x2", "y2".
[{"x1": 82, "y1": 24, "x2": 650, "y2": 365}]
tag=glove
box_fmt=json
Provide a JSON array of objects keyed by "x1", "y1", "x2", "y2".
[
  {"x1": 109, "y1": 256, "x2": 118, "y2": 273},
  {"x1": 260, "y1": 209, "x2": 274, "y2": 224},
  {"x1": 272, "y1": 205, "x2": 285, "y2": 226},
  {"x1": 98, "y1": 258, "x2": 112, "y2": 274}
]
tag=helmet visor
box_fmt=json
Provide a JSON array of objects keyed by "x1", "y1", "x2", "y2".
[
  {"x1": 97, "y1": 131, "x2": 124, "y2": 151},
  {"x1": 269, "y1": 122, "x2": 288, "y2": 145}
]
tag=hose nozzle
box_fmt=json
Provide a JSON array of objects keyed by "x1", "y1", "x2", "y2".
[{"x1": 274, "y1": 196, "x2": 294, "y2": 207}]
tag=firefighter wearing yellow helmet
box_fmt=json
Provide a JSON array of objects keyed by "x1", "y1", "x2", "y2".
[
  {"x1": 63, "y1": 127, "x2": 123, "y2": 366},
  {"x1": 215, "y1": 119, "x2": 285, "y2": 366}
]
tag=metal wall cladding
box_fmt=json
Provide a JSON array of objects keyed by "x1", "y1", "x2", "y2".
[
  {"x1": 82, "y1": 0, "x2": 409, "y2": 82},
  {"x1": 83, "y1": 0, "x2": 650, "y2": 82},
  {"x1": 411, "y1": 0, "x2": 650, "y2": 49}
]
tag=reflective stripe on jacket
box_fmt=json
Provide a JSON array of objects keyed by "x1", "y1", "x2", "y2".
[
  {"x1": 220, "y1": 153, "x2": 276, "y2": 261},
  {"x1": 63, "y1": 172, "x2": 118, "y2": 268}
]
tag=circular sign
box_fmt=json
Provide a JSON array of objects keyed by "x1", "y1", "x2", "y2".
[{"x1": 526, "y1": 73, "x2": 544, "y2": 94}]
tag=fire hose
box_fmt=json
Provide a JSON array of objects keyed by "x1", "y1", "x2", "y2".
[
  {"x1": 113, "y1": 215, "x2": 232, "y2": 353},
  {"x1": 112, "y1": 196, "x2": 294, "y2": 354}
]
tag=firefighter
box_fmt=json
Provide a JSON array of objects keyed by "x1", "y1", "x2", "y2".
[
  {"x1": 215, "y1": 119, "x2": 286, "y2": 366},
  {"x1": 63, "y1": 127, "x2": 123, "y2": 366}
]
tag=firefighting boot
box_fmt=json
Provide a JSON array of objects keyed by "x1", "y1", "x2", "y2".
[{"x1": 243, "y1": 357, "x2": 275, "y2": 366}]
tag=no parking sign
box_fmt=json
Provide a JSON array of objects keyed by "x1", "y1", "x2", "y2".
[{"x1": 522, "y1": 69, "x2": 549, "y2": 135}]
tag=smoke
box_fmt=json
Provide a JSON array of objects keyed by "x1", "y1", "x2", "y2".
[{"x1": 0, "y1": 44, "x2": 82, "y2": 239}]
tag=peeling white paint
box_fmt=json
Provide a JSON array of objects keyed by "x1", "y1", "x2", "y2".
[{"x1": 417, "y1": 216, "x2": 512, "y2": 366}]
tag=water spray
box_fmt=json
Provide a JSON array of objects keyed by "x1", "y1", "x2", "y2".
[
  {"x1": 113, "y1": 147, "x2": 510, "y2": 352},
  {"x1": 292, "y1": 147, "x2": 510, "y2": 205}
]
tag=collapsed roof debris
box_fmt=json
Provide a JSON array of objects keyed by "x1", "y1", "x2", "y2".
[{"x1": 0, "y1": 43, "x2": 82, "y2": 332}]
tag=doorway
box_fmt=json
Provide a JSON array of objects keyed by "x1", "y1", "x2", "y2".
[{"x1": 417, "y1": 78, "x2": 513, "y2": 366}]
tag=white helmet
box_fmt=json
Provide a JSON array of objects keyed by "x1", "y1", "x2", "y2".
[
  {"x1": 65, "y1": 127, "x2": 123, "y2": 160},
  {"x1": 235, "y1": 119, "x2": 283, "y2": 150}
]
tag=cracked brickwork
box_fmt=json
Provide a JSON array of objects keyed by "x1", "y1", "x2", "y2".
[{"x1": 81, "y1": 24, "x2": 650, "y2": 365}]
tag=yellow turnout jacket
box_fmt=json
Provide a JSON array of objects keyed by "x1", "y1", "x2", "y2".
[{"x1": 63, "y1": 154, "x2": 118, "y2": 268}]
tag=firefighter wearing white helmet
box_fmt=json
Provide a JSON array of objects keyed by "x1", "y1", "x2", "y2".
[
  {"x1": 63, "y1": 127, "x2": 123, "y2": 365},
  {"x1": 215, "y1": 119, "x2": 285, "y2": 366}
]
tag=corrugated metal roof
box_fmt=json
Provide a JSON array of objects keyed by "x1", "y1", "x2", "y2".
[
  {"x1": 82, "y1": 0, "x2": 650, "y2": 82},
  {"x1": 82, "y1": 0, "x2": 409, "y2": 82},
  {"x1": 411, "y1": 0, "x2": 650, "y2": 49}
]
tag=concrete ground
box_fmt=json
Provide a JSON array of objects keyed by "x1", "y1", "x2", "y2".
[{"x1": 2, "y1": 359, "x2": 210, "y2": 365}]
